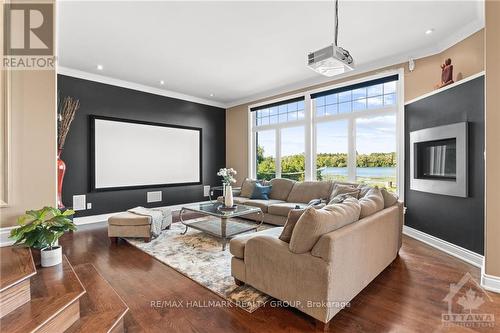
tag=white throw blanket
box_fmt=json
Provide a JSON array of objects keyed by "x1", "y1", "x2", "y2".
[{"x1": 128, "y1": 206, "x2": 172, "y2": 237}]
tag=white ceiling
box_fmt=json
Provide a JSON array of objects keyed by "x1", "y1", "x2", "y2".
[{"x1": 58, "y1": 1, "x2": 484, "y2": 108}]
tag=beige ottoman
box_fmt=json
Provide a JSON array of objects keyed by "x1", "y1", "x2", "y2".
[{"x1": 108, "y1": 212, "x2": 153, "y2": 243}]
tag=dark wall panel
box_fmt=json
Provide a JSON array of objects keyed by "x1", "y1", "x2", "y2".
[
  {"x1": 404, "y1": 76, "x2": 484, "y2": 254},
  {"x1": 58, "y1": 75, "x2": 226, "y2": 217}
]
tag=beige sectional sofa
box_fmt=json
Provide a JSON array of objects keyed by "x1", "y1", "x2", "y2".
[
  {"x1": 227, "y1": 178, "x2": 336, "y2": 225},
  {"x1": 228, "y1": 178, "x2": 404, "y2": 326}
]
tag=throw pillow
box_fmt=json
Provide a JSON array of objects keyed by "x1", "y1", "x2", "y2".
[
  {"x1": 240, "y1": 178, "x2": 256, "y2": 198},
  {"x1": 279, "y1": 208, "x2": 306, "y2": 243},
  {"x1": 381, "y1": 188, "x2": 399, "y2": 208},
  {"x1": 358, "y1": 187, "x2": 384, "y2": 218},
  {"x1": 289, "y1": 197, "x2": 361, "y2": 254},
  {"x1": 250, "y1": 183, "x2": 272, "y2": 200},
  {"x1": 330, "y1": 184, "x2": 360, "y2": 201},
  {"x1": 357, "y1": 184, "x2": 371, "y2": 198},
  {"x1": 328, "y1": 192, "x2": 358, "y2": 204}
]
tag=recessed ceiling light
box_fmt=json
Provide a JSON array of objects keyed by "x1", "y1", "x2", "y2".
[
  {"x1": 425, "y1": 29, "x2": 435, "y2": 35},
  {"x1": 209, "y1": 93, "x2": 215, "y2": 97},
  {"x1": 160, "y1": 80, "x2": 165, "y2": 85},
  {"x1": 96, "y1": 64, "x2": 103, "y2": 70}
]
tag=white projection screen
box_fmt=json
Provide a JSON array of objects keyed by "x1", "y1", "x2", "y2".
[{"x1": 91, "y1": 116, "x2": 201, "y2": 190}]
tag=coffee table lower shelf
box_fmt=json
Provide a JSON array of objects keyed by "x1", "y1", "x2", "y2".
[{"x1": 179, "y1": 207, "x2": 263, "y2": 250}]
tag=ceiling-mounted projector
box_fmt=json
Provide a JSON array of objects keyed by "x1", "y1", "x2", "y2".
[
  {"x1": 307, "y1": 0, "x2": 354, "y2": 77},
  {"x1": 307, "y1": 44, "x2": 354, "y2": 77}
]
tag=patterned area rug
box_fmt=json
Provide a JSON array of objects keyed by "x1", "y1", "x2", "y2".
[{"x1": 125, "y1": 218, "x2": 274, "y2": 312}]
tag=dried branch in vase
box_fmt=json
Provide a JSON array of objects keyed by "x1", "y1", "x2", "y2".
[{"x1": 57, "y1": 94, "x2": 80, "y2": 151}]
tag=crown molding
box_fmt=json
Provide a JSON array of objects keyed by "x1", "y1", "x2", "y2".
[
  {"x1": 225, "y1": 18, "x2": 484, "y2": 109},
  {"x1": 57, "y1": 66, "x2": 227, "y2": 109}
]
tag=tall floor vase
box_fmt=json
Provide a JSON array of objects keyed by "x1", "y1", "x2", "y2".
[{"x1": 57, "y1": 150, "x2": 66, "y2": 209}]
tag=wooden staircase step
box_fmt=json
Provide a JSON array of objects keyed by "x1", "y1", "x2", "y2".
[
  {"x1": 0, "y1": 254, "x2": 86, "y2": 333},
  {"x1": 65, "y1": 263, "x2": 129, "y2": 333},
  {"x1": 0, "y1": 246, "x2": 37, "y2": 318}
]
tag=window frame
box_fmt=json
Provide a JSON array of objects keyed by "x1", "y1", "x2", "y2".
[{"x1": 248, "y1": 68, "x2": 405, "y2": 198}]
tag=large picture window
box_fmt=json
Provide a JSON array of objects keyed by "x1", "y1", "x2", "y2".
[{"x1": 250, "y1": 72, "x2": 402, "y2": 195}]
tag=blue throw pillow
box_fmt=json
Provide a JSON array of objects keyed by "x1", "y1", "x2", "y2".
[{"x1": 251, "y1": 183, "x2": 272, "y2": 200}]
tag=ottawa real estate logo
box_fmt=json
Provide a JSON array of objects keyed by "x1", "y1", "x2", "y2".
[{"x1": 442, "y1": 272, "x2": 495, "y2": 328}]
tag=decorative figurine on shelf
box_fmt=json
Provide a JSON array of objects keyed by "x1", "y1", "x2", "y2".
[{"x1": 436, "y1": 58, "x2": 454, "y2": 89}]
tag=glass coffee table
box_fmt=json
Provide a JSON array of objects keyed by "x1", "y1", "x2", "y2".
[{"x1": 179, "y1": 202, "x2": 263, "y2": 250}]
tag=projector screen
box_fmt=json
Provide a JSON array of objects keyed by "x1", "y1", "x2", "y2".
[{"x1": 91, "y1": 116, "x2": 202, "y2": 190}]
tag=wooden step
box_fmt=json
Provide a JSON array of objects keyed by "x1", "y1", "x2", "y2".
[
  {"x1": 0, "y1": 246, "x2": 37, "y2": 318},
  {"x1": 0, "y1": 254, "x2": 86, "y2": 333},
  {"x1": 65, "y1": 263, "x2": 129, "y2": 333}
]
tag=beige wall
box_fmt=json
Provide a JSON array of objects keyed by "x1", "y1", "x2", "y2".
[
  {"x1": 226, "y1": 30, "x2": 484, "y2": 184},
  {"x1": 0, "y1": 1, "x2": 57, "y2": 227},
  {"x1": 484, "y1": 1, "x2": 500, "y2": 277}
]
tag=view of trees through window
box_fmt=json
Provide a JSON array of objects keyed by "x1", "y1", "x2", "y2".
[{"x1": 254, "y1": 76, "x2": 399, "y2": 192}]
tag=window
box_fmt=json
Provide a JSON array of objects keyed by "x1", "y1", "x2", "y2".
[
  {"x1": 316, "y1": 121, "x2": 348, "y2": 181},
  {"x1": 256, "y1": 130, "x2": 276, "y2": 180},
  {"x1": 281, "y1": 126, "x2": 305, "y2": 181},
  {"x1": 356, "y1": 115, "x2": 397, "y2": 191},
  {"x1": 250, "y1": 73, "x2": 401, "y2": 195},
  {"x1": 255, "y1": 99, "x2": 304, "y2": 126}
]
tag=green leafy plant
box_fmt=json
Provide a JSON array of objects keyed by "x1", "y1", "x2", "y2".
[{"x1": 10, "y1": 207, "x2": 77, "y2": 249}]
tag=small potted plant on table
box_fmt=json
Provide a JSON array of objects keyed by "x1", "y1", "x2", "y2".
[{"x1": 10, "y1": 207, "x2": 76, "y2": 267}]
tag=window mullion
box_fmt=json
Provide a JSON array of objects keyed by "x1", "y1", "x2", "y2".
[
  {"x1": 348, "y1": 118, "x2": 356, "y2": 182},
  {"x1": 275, "y1": 128, "x2": 281, "y2": 178},
  {"x1": 304, "y1": 95, "x2": 313, "y2": 181}
]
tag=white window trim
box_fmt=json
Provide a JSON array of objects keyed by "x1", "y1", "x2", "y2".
[{"x1": 248, "y1": 68, "x2": 405, "y2": 198}]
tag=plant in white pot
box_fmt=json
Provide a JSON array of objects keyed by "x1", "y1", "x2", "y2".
[{"x1": 10, "y1": 207, "x2": 76, "y2": 267}]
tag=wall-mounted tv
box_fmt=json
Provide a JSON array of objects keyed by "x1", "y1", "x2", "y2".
[{"x1": 90, "y1": 115, "x2": 202, "y2": 191}]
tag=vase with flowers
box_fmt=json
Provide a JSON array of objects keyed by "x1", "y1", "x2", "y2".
[
  {"x1": 217, "y1": 168, "x2": 237, "y2": 207},
  {"x1": 57, "y1": 94, "x2": 80, "y2": 209}
]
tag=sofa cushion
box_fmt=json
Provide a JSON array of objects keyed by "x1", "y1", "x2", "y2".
[
  {"x1": 286, "y1": 181, "x2": 333, "y2": 204},
  {"x1": 269, "y1": 178, "x2": 296, "y2": 201},
  {"x1": 245, "y1": 199, "x2": 284, "y2": 213},
  {"x1": 108, "y1": 212, "x2": 151, "y2": 226},
  {"x1": 240, "y1": 178, "x2": 257, "y2": 198},
  {"x1": 329, "y1": 183, "x2": 360, "y2": 202},
  {"x1": 268, "y1": 202, "x2": 303, "y2": 217},
  {"x1": 279, "y1": 209, "x2": 306, "y2": 243},
  {"x1": 250, "y1": 183, "x2": 272, "y2": 200},
  {"x1": 289, "y1": 197, "x2": 361, "y2": 254},
  {"x1": 229, "y1": 227, "x2": 284, "y2": 259},
  {"x1": 359, "y1": 187, "x2": 384, "y2": 218},
  {"x1": 381, "y1": 188, "x2": 399, "y2": 208}
]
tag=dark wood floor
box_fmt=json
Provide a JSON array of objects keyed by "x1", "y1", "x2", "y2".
[{"x1": 60, "y1": 215, "x2": 500, "y2": 333}]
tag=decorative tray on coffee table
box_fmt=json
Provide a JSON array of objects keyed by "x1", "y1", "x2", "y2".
[{"x1": 217, "y1": 205, "x2": 238, "y2": 212}]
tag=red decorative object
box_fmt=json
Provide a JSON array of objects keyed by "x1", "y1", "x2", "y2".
[
  {"x1": 57, "y1": 150, "x2": 66, "y2": 209},
  {"x1": 436, "y1": 58, "x2": 454, "y2": 89}
]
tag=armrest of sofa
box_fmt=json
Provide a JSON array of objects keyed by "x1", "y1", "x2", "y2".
[{"x1": 311, "y1": 205, "x2": 401, "y2": 263}]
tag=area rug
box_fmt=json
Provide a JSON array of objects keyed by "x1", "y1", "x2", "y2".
[{"x1": 125, "y1": 218, "x2": 274, "y2": 312}]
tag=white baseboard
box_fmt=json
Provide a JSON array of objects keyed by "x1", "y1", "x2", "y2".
[
  {"x1": 72, "y1": 200, "x2": 211, "y2": 226},
  {"x1": 403, "y1": 225, "x2": 484, "y2": 268},
  {"x1": 0, "y1": 226, "x2": 16, "y2": 247},
  {"x1": 481, "y1": 259, "x2": 500, "y2": 293}
]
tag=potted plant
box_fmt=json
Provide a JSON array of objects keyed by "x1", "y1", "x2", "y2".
[{"x1": 10, "y1": 207, "x2": 76, "y2": 267}]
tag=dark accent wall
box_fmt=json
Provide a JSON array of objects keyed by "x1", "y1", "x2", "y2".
[
  {"x1": 58, "y1": 75, "x2": 226, "y2": 217},
  {"x1": 404, "y1": 76, "x2": 484, "y2": 254}
]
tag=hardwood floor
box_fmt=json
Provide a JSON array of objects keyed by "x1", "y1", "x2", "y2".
[{"x1": 59, "y1": 217, "x2": 500, "y2": 333}]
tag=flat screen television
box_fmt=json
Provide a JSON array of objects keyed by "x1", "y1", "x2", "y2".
[{"x1": 90, "y1": 116, "x2": 202, "y2": 191}]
